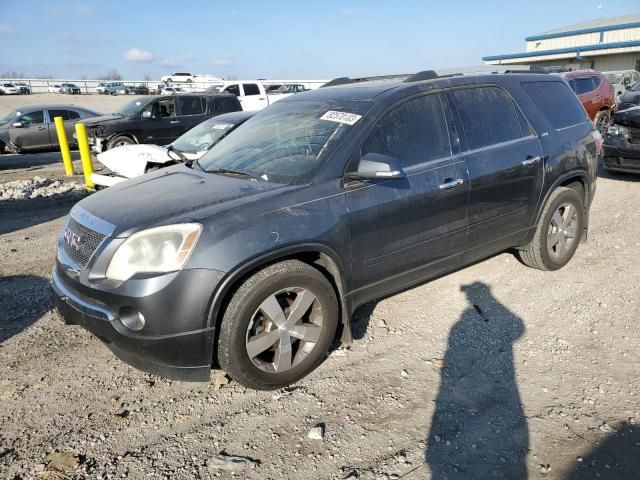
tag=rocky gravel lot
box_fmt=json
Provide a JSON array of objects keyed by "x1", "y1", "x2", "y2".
[{"x1": 0, "y1": 93, "x2": 639, "y2": 479}]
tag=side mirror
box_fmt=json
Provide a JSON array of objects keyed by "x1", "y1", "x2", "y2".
[
  {"x1": 12, "y1": 122, "x2": 24, "y2": 128},
  {"x1": 142, "y1": 111, "x2": 152, "y2": 119},
  {"x1": 348, "y1": 152, "x2": 405, "y2": 180},
  {"x1": 625, "y1": 84, "x2": 632, "y2": 91}
]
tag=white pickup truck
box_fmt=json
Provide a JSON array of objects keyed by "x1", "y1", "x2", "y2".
[{"x1": 215, "y1": 81, "x2": 296, "y2": 110}]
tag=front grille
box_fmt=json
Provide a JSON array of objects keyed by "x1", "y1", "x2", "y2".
[{"x1": 62, "y1": 217, "x2": 106, "y2": 269}]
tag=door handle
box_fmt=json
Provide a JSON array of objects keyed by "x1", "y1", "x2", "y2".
[
  {"x1": 259, "y1": 97, "x2": 265, "y2": 100},
  {"x1": 439, "y1": 178, "x2": 464, "y2": 190},
  {"x1": 170, "y1": 120, "x2": 180, "y2": 124},
  {"x1": 522, "y1": 155, "x2": 541, "y2": 166}
]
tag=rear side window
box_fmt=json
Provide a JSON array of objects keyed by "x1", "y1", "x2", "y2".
[
  {"x1": 521, "y1": 81, "x2": 587, "y2": 129},
  {"x1": 243, "y1": 83, "x2": 260, "y2": 96},
  {"x1": 450, "y1": 86, "x2": 523, "y2": 150},
  {"x1": 214, "y1": 97, "x2": 241, "y2": 113},
  {"x1": 591, "y1": 76, "x2": 602, "y2": 88},
  {"x1": 362, "y1": 94, "x2": 451, "y2": 169},
  {"x1": 48, "y1": 109, "x2": 70, "y2": 121},
  {"x1": 178, "y1": 96, "x2": 206, "y2": 115},
  {"x1": 573, "y1": 77, "x2": 595, "y2": 95}
]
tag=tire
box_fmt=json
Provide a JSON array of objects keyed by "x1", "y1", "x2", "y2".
[
  {"x1": 518, "y1": 187, "x2": 584, "y2": 271},
  {"x1": 218, "y1": 260, "x2": 339, "y2": 390},
  {"x1": 186, "y1": 79, "x2": 193, "y2": 83},
  {"x1": 594, "y1": 110, "x2": 610, "y2": 134},
  {"x1": 107, "y1": 135, "x2": 135, "y2": 150}
]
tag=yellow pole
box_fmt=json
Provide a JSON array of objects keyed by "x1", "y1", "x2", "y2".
[
  {"x1": 74, "y1": 123, "x2": 94, "y2": 190},
  {"x1": 54, "y1": 116, "x2": 73, "y2": 176}
]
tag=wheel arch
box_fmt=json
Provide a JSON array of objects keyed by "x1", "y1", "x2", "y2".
[
  {"x1": 106, "y1": 131, "x2": 139, "y2": 146},
  {"x1": 208, "y1": 244, "x2": 352, "y2": 365}
]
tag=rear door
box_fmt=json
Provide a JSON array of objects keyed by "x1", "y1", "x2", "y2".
[
  {"x1": 346, "y1": 93, "x2": 468, "y2": 301},
  {"x1": 47, "y1": 109, "x2": 82, "y2": 147},
  {"x1": 176, "y1": 96, "x2": 207, "y2": 135},
  {"x1": 448, "y1": 86, "x2": 544, "y2": 260},
  {"x1": 241, "y1": 83, "x2": 267, "y2": 110},
  {"x1": 8, "y1": 110, "x2": 50, "y2": 150},
  {"x1": 213, "y1": 96, "x2": 242, "y2": 115}
]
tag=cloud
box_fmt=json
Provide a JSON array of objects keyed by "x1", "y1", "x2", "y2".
[
  {"x1": 47, "y1": 3, "x2": 94, "y2": 15},
  {"x1": 158, "y1": 58, "x2": 177, "y2": 67},
  {"x1": 180, "y1": 53, "x2": 195, "y2": 62},
  {"x1": 212, "y1": 57, "x2": 235, "y2": 67},
  {"x1": 124, "y1": 48, "x2": 155, "y2": 63},
  {"x1": 0, "y1": 24, "x2": 15, "y2": 36}
]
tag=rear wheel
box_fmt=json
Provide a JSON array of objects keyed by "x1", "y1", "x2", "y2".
[
  {"x1": 594, "y1": 110, "x2": 610, "y2": 134},
  {"x1": 518, "y1": 187, "x2": 584, "y2": 271},
  {"x1": 107, "y1": 135, "x2": 135, "y2": 150},
  {"x1": 218, "y1": 260, "x2": 338, "y2": 390}
]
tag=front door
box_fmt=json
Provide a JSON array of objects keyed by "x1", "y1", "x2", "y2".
[
  {"x1": 9, "y1": 110, "x2": 50, "y2": 150},
  {"x1": 447, "y1": 86, "x2": 544, "y2": 260},
  {"x1": 140, "y1": 98, "x2": 178, "y2": 145},
  {"x1": 346, "y1": 93, "x2": 468, "y2": 303}
]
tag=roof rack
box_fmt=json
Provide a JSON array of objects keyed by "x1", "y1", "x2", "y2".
[
  {"x1": 404, "y1": 70, "x2": 438, "y2": 82},
  {"x1": 320, "y1": 77, "x2": 354, "y2": 88}
]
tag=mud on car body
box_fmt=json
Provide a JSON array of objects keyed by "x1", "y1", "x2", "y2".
[{"x1": 52, "y1": 71, "x2": 599, "y2": 390}]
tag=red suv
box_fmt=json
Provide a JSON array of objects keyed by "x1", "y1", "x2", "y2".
[{"x1": 557, "y1": 70, "x2": 615, "y2": 132}]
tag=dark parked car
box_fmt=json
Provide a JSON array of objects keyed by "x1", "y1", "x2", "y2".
[
  {"x1": 52, "y1": 71, "x2": 599, "y2": 389},
  {"x1": 0, "y1": 105, "x2": 100, "y2": 153},
  {"x1": 82, "y1": 94, "x2": 242, "y2": 153},
  {"x1": 60, "y1": 83, "x2": 82, "y2": 94},
  {"x1": 617, "y1": 80, "x2": 640, "y2": 111},
  {"x1": 603, "y1": 107, "x2": 640, "y2": 173},
  {"x1": 125, "y1": 85, "x2": 150, "y2": 95}
]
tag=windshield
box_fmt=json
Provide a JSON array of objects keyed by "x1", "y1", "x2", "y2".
[
  {"x1": 198, "y1": 100, "x2": 371, "y2": 184},
  {"x1": 0, "y1": 110, "x2": 18, "y2": 126},
  {"x1": 173, "y1": 117, "x2": 242, "y2": 154},
  {"x1": 117, "y1": 98, "x2": 146, "y2": 117},
  {"x1": 605, "y1": 73, "x2": 624, "y2": 84}
]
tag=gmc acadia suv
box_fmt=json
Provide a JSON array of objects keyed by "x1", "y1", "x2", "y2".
[{"x1": 52, "y1": 71, "x2": 600, "y2": 390}]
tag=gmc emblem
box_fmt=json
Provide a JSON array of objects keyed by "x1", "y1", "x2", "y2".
[{"x1": 63, "y1": 228, "x2": 82, "y2": 250}]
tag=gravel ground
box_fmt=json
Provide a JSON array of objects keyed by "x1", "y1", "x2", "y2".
[{"x1": 0, "y1": 96, "x2": 639, "y2": 478}]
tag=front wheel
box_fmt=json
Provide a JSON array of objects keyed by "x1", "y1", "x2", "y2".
[
  {"x1": 518, "y1": 187, "x2": 584, "y2": 271},
  {"x1": 218, "y1": 260, "x2": 338, "y2": 390},
  {"x1": 107, "y1": 135, "x2": 135, "y2": 150}
]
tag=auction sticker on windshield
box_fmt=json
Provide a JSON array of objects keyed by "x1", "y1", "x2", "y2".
[{"x1": 320, "y1": 110, "x2": 362, "y2": 125}]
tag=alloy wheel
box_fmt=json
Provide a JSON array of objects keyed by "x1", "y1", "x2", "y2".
[
  {"x1": 547, "y1": 202, "x2": 579, "y2": 259},
  {"x1": 245, "y1": 287, "x2": 323, "y2": 373}
]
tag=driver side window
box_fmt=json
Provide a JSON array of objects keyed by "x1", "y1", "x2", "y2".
[
  {"x1": 143, "y1": 99, "x2": 176, "y2": 118},
  {"x1": 361, "y1": 94, "x2": 451, "y2": 169},
  {"x1": 16, "y1": 111, "x2": 44, "y2": 126}
]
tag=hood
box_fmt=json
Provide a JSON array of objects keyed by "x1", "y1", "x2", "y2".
[
  {"x1": 76, "y1": 165, "x2": 290, "y2": 235},
  {"x1": 612, "y1": 106, "x2": 640, "y2": 128},
  {"x1": 82, "y1": 114, "x2": 128, "y2": 127},
  {"x1": 619, "y1": 90, "x2": 640, "y2": 104},
  {"x1": 97, "y1": 145, "x2": 201, "y2": 178}
]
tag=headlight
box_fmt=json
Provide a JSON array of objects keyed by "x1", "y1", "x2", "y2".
[
  {"x1": 106, "y1": 224, "x2": 202, "y2": 281},
  {"x1": 607, "y1": 125, "x2": 629, "y2": 138}
]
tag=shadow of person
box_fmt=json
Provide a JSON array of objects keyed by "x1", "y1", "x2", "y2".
[
  {"x1": 426, "y1": 282, "x2": 528, "y2": 479},
  {"x1": 0, "y1": 274, "x2": 52, "y2": 342},
  {"x1": 564, "y1": 423, "x2": 640, "y2": 479}
]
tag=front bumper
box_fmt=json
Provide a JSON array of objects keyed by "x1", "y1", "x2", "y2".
[
  {"x1": 603, "y1": 137, "x2": 640, "y2": 173},
  {"x1": 51, "y1": 263, "x2": 225, "y2": 382}
]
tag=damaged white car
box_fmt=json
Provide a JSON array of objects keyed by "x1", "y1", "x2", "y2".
[{"x1": 91, "y1": 111, "x2": 255, "y2": 188}]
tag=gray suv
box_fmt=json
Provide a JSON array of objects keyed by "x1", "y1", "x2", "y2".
[{"x1": 52, "y1": 71, "x2": 599, "y2": 389}]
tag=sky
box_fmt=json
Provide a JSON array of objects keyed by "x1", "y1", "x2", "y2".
[{"x1": 0, "y1": 0, "x2": 637, "y2": 81}]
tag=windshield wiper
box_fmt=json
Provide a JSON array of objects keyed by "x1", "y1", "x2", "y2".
[
  {"x1": 207, "y1": 167, "x2": 262, "y2": 181},
  {"x1": 167, "y1": 144, "x2": 187, "y2": 161}
]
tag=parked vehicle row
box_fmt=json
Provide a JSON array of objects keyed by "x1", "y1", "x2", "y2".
[
  {"x1": 52, "y1": 71, "x2": 601, "y2": 390},
  {"x1": 0, "y1": 105, "x2": 100, "y2": 153},
  {"x1": 604, "y1": 70, "x2": 640, "y2": 98},
  {"x1": 81, "y1": 93, "x2": 242, "y2": 154},
  {"x1": 91, "y1": 111, "x2": 255, "y2": 187},
  {"x1": 0, "y1": 83, "x2": 20, "y2": 95}
]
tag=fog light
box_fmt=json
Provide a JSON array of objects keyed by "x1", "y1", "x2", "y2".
[{"x1": 120, "y1": 307, "x2": 145, "y2": 331}]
